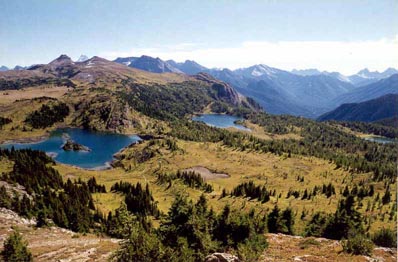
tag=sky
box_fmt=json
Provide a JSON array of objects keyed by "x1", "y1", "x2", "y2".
[{"x1": 0, "y1": 0, "x2": 397, "y2": 74}]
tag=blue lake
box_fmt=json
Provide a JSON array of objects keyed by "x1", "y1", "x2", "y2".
[
  {"x1": 192, "y1": 114, "x2": 250, "y2": 131},
  {"x1": 1, "y1": 128, "x2": 141, "y2": 169},
  {"x1": 363, "y1": 136, "x2": 396, "y2": 144}
]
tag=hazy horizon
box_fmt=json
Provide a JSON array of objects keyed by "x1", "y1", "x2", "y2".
[{"x1": 1, "y1": 0, "x2": 397, "y2": 74}]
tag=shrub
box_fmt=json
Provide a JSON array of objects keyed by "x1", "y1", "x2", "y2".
[
  {"x1": 1, "y1": 230, "x2": 33, "y2": 262},
  {"x1": 237, "y1": 234, "x2": 268, "y2": 262},
  {"x1": 342, "y1": 234, "x2": 374, "y2": 256},
  {"x1": 372, "y1": 228, "x2": 397, "y2": 248}
]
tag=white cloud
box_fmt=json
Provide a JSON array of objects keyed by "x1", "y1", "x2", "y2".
[{"x1": 100, "y1": 37, "x2": 398, "y2": 75}]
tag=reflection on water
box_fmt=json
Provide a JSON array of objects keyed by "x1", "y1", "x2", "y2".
[{"x1": 1, "y1": 128, "x2": 140, "y2": 169}]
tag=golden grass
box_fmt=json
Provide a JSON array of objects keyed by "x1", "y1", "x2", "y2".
[
  {"x1": 54, "y1": 139, "x2": 396, "y2": 234},
  {"x1": 0, "y1": 86, "x2": 71, "y2": 105},
  {"x1": 0, "y1": 98, "x2": 55, "y2": 143},
  {"x1": 0, "y1": 158, "x2": 14, "y2": 174},
  {"x1": 242, "y1": 121, "x2": 303, "y2": 140}
]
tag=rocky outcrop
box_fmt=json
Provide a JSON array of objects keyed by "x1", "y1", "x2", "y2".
[
  {"x1": 205, "y1": 253, "x2": 240, "y2": 262},
  {"x1": 193, "y1": 73, "x2": 241, "y2": 105},
  {"x1": 62, "y1": 139, "x2": 90, "y2": 152}
]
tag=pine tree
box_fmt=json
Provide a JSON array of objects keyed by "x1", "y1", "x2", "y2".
[
  {"x1": 382, "y1": 187, "x2": 391, "y2": 205},
  {"x1": 267, "y1": 205, "x2": 280, "y2": 233},
  {"x1": 281, "y1": 208, "x2": 295, "y2": 235}
]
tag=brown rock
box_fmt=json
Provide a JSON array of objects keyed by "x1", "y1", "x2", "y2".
[{"x1": 205, "y1": 253, "x2": 240, "y2": 262}]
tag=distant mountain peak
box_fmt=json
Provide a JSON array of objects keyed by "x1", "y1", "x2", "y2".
[
  {"x1": 291, "y1": 68, "x2": 322, "y2": 76},
  {"x1": 353, "y1": 68, "x2": 398, "y2": 82},
  {"x1": 13, "y1": 65, "x2": 27, "y2": 70},
  {"x1": 77, "y1": 55, "x2": 89, "y2": 62},
  {"x1": 50, "y1": 54, "x2": 73, "y2": 65},
  {"x1": 358, "y1": 68, "x2": 370, "y2": 74},
  {"x1": 82, "y1": 56, "x2": 110, "y2": 66},
  {"x1": 383, "y1": 68, "x2": 398, "y2": 74},
  {"x1": 125, "y1": 55, "x2": 182, "y2": 73},
  {"x1": 114, "y1": 56, "x2": 138, "y2": 66},
  {"x1": 244, "y1": 64, "x2": 278, "y2": 77}
]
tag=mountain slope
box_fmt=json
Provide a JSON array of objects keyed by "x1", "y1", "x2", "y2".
[
  {"x1": 331, "y1": 74, "x2": 398, "y2": 107},
  {"x1": 291, "y1": 67, "x2": 398, "y2": 87},
  {"x1": 115, "y1": 55, "x2": 183, "y2": 73},
  {"x1": 76, "y1": 55, "x2": 89, "y2": 62},
  {"x1": 348, "y1": 68, "x2": 398, "y2": 86},
  {"x1": 318, "y1": 94, "x2": 398, "y2": 122},
  {"x1": 206, "y1": 64, "x2": 355, "y2": 117},
  {"x1": 0, "y1": 55, "x2": 190, "y2": 89},
  {"x1": 113, "y1": 56, "x2": 138, "y2": 66},
  {"x1": 166, "y1": 60, "x2": 207, "y2": 75},
  {"x1": 0, "y1": 54, "x2": 256, "y2": 133}
]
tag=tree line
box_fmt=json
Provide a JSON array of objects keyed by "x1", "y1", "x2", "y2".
[
  {"x1": 25, "y1": 101, "x2": 70, "y2": 129},
  {"x1": 0, "y1": 148, "x2": 99, "y2": 232},
  {"x1": 157, "y1": 171, "x2": 214, "y2": 193}
]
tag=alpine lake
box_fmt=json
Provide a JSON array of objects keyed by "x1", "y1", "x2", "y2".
[
  {"x1": 1, "y1": 114, "x2": 250, "y2": 169},
  {"x1": 192, "y1": 114, "x2": 250, "y2": 131},
  {"x1": 1, "y1": 128, "x2": 141, "y2": 169}
]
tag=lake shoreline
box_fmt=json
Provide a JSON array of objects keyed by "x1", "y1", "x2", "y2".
[
  {"x1": 192, "y1": 113, "x2": 251, "y2": 131},
  {"x1": 1, "y1": 128, "x2": 142, "y2": 170},
  {"x1": 0, "y1": 133, "x2": 50, "y2": 145},
  {"x1": 363, "y1": 136, "x2": 396, "y2": 144}
]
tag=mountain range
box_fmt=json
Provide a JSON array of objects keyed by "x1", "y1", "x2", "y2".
[
  {"x1": 114, "y1": 55, "x2": 183, "y2": 73},
  {"x1": 2, "y1": 55, "x2": 397, "y2": 120},
  {"x1": 208, "y1": 64, "x2": 357, "y2": 117},
  {"x1": 291, "y1": 67, "x2": 398, "y2": 86},
  {"x1": 111, "y1": 55, "x2": 397, "y2": 118},
  {"x1": 330, "y1": 74, "x2": 398, "y2": 106}
]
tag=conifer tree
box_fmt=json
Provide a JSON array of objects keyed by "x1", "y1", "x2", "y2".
[{"x1": 1, "y1": 230, "x2": 33, "y2": 262}]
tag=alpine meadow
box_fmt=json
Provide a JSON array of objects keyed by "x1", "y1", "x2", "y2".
[{"x1": 0, "y1": 1, "x2": 397, "y2": 261}]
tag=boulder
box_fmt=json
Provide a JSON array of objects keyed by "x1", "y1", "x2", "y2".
[{"x1": 205, "y1": 253, "x2": 240, "y2": 262}]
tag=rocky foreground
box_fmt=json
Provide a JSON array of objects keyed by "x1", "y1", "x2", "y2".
[
  {"x1": 0, "y1": 208, "x2": 118, "y2": 261},
  {"x1": 263, "y1": 233, "x2": 396, "y2": 262},
  {"x1": 0, "y1": 208, "x2": 395, "y2": 261}
]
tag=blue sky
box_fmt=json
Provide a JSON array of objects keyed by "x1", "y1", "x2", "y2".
[{"x1": 1, "y1": 0, "x2": 397, "y2": 74}]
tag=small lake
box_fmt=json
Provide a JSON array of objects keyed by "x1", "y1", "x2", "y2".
[
  {"x1": 1, "y1": 128, "x2": 140, "y2": 169},
  {"x1": 192, "y1": 114, "x2": 250, "y2": 131},
  {"x1": 363, "y1": 136, "x2": 396, "y2": 144}
]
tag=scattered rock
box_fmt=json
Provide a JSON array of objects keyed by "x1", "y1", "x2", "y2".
[
  {"x1": 375, "y1": 247, "x2": 394, "y2": 254},
  {"x1": 205, "y1": 253, "x2": 240, "y2": 262},
  {"x1": 0, "y1": 208, "x2": 36, "y2": 226}
]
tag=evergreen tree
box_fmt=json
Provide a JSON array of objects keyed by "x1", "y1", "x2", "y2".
[
  {"x1": 281, "y1": 208, "x2": 295, "y2": 235},
  {"x1": 1, "y1": 230, "x2": 33, "y2": 262},
  {"x1": 382, "y1": 186, "x2": 391, "y2": 205},
  {"x1": 323, "y1": 195, "x2": 364, "y2": 240},
  {"x1": 267, "y1": 205, "x2": 280, "y2": 233}
]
